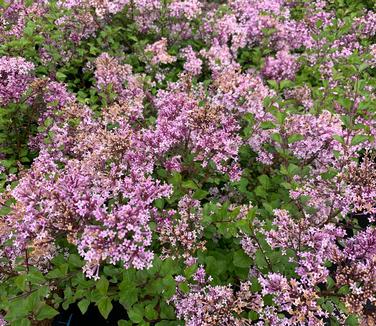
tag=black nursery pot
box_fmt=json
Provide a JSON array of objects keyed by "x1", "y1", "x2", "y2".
[{"x1": 53, "y1": 302, "x2": 128, "y2": 326}]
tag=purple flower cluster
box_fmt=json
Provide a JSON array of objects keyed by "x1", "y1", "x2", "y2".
[
  {"x1": 94, "y1": 53, "x2": 145, "y2": 119},
  {"x1": 262, "y1": 50, "x2": 299, "y2": 81},
  {"x1": 0, "y1": 0, "x2": 47, "y2": 41},
  {"x1": 58, "y1": 0, "x2": 129, "y2": 18},
  {"x1": 145, "y1": 38, "x2": 176, "y2": 65},
  {"x1": 144, "y1": 75, "x2": 244, "y2": 179},
  {"x1": 6, "y1": 98, "x2": 172, "y2": 278},
  {"x1": 171, "y1": 269, "x2": 262, "y2": 326},
  {"x1": 0, "y1": 56, "x2": 34, "y2": 106},
  {"x1": 156, "y1": 194, "x2": 206, "y2": 261}
]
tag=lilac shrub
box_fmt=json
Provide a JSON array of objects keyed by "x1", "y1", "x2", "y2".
[{"x1": 0, "y1": 0, "x2": 375, "y2": 325}]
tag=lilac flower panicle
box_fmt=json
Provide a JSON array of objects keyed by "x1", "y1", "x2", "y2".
[{"x1": 0, "y1": 56, "x2": 34, "y2": 106}]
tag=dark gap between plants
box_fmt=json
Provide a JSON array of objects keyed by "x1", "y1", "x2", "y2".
[{"x1": 53, "y1": 302, "x2": 128, "y2": 326}]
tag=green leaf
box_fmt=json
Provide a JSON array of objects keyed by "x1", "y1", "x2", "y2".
[
  {"x1": 14, "y1": 274, "x2": 27, "y2": 291},
  {"x1": 271, "y1": 133, "x2": 282, "y2": 143},
  {"x1": 255, "y1": 186, "x2": 267, "y2": 199},
  {"x1": 159, "y1": 301, "x2": 175, "y2": 319},
  {"x1": 68, "y1": 254, "x2": 83, "y2": 268},
  {"x1": 12, "y1": 319, "x2": 31, "y2": 326},
  {"x1": 279, "y1": 80, "x2": 293, "y2": 89},
  {"x1": 46, "y1": 268, "x2": 65, "y2": 279},
  {"x1": 182, "y1": 180, "x2": 198, "y2": 190},
  {"x1": 267, "y1": 80, "x2": 279, "y2": 89},
  {"x1": 97, "y1": 297, "x2": 113, "y2": 319},
  {"x1": 262, "y1": 202, "x2": 274, "y2": 214},
  {"x1": 326, "y1": 276, "x2": 335, "y2": 290},
  {"x1": 258, "y1": 175, "x2": 271, "y2": 189},
  {"x1": 0, "y1": 206, "x2": 11, "y2": 216},
  {"x1": 287, "y1": 163, "x2": 300, "y2": 175},
  {"x1": 178, "y1": 282, "x2": 189, "y2": 294},
  {"x1": 345, "y1": 315, "x2": 359, "y2": 326},
  {"x1": 0, "y1": 159, "x2": 16, "y2": 169},
  {"x1": 5, "y1": 299, "x2": 29, "y2": 321},
  {"x1": 56, "y1": 71, "x2": 67, "y2": 81},
  {"x1": 160, "y1": 259, "x2": 180, "y2": 276},
  {"x1": 145, "y1": 304, "x2": 158, "y2": 320},
  {"x1": 154, "y1": 198, "x2": 164, "y2": 209},
  {"x1": 118, "y1": 321, "x2": 132, "y2": 326},
  {"x1": 122, "y1": 269, "x2": 136, "y2": 283},
  {"x1": 36, "y1": 305, "x2": 59, "y2": 321},
  {"x1": 96, "y1": 277, "x2": 109, "y2": 295},
  {"x1": 351, "y1": 134, "x2": 369, "y2": 146},
  {"x1": 193, "y1": 189, "x2": 209, "y2": 200},
  {"x1": 128, "y1": 306, "x2": 144, "y2": 323},
  {"x1": 78, "y1": 299, "x2": 90, "y2": 314},
  {"x1": 321, "y1": 168, "x2": 338, "y2": 180},
  {"x1": 233, "y1": 250, "x2": 251, "y2": 268},
  {"x1": 274, "y1": 111, "x2": 286, "y2": 124},
  {"x1": 43, "y1": 117, "x2": 54, "y2": 128},
  {"x1": 254, "y1": 250, "x2": 268, "y2": 270},
  {"x1": 26, "y1": 291, "x2": 41, "y2": 311},
  {"x1": 260, "y1": 121, "x2": 276, "y2": 130},
  {"x1": 119, "y1": 283, "x2": 138, "y2": 308},
  {"x1": 24, "y1": 22, "x2": 36, "y2": 37},
  {"x1": 184, "y1": 264, "x2": 197, "y2": 278},
  {"x1": 155, "y1": 322, "x2": 178, "y2": 326},
  {"x1": 338, "y1": 285, "x2": 350, "y2": 295},
  {"x1": 358, "y1": 63, "x2": 369, "y2": 72},
  {"x1": 280, "y1": 182, "x2": 291, "y2": 189},
  {"x1": 162, "y1": 275, "x2": 176, "y2": 298},
  {"x1": 333, "y1": 135, "x2": 345, "y2": 144},
  {"x1": 287, "y1": 134, "x2": 304, "y2": 144},
  {"x1": 248, "y1": 311, "x2": 259, "y2": 320},
  {"x1": 27, "y1": 270, "x2": 45, "y2": 284}
]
